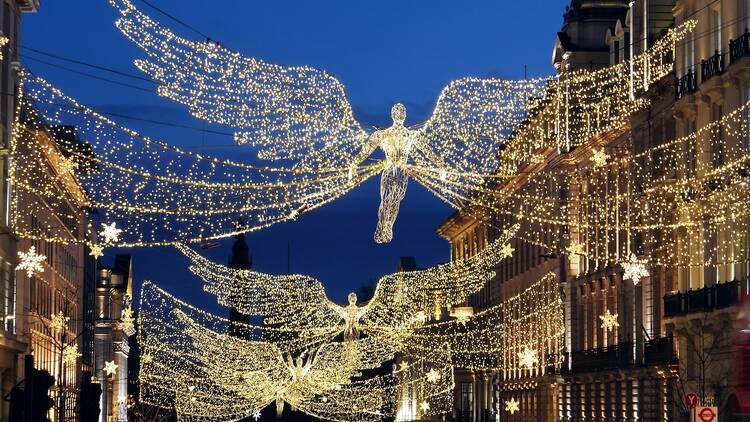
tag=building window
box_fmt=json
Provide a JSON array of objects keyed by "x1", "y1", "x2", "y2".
[
  {"x1": 710, "y1": 6, "x2": 722, "y2": 54},
  {"x1": 683, "y1": 29, "x2": 695, "y2": 74},
  {"x1": 459, "y1": 383, "x2": 473, "y2": 420}
]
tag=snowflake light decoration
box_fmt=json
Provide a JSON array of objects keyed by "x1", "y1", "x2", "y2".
[
  {"x1": 49, "y1": 311, "x2": 69, "y2": 334},
  {"x1": 505, "y1": 397, "x2": 520, "y2": 414},
  {"x1": 17, "y1": 246, "x2": 46, "y2": 276},
  {"x1": 117, "y1": 307, "x2": 135, "y2": 334},
  {"x1": 566, "y1": 240, "x2": 585, "y2": 257},
  {"x1": 419, "y1": 401, "x2": 430, "y2": 413},
  {"x1": 518, "y1": 346, "x2": 538, "y2": 369},
  {"x1": 101, "y1": 222, "x2": 123, "y2": 244},
  {"x1": 599, "y1": 309, "x2": 619, "y2": 332},
  {"x1": 622, "y1": 253, "x2": 649, "y2": 285},
  {"x1": 499, "y1": 243, "x2": 515, "y2": 259},
  {"x1": 252, "y1": 410, "x2": 262, "y2": 421},
  {"x1": 62, "y1": 344, "x2": 82, "y2": 366},
  {"x1": 89, "y1": 244, "x2": 104, "y2": 259},
  {"x1": 426, "y1": 369, "x2": 440, "y2": 383},
  {"x1": 591, "y1": 149, "x2": 609, "y2": 168},
  {"x1": 103, "y1": 360, "x2": 118, "y2": 377}
]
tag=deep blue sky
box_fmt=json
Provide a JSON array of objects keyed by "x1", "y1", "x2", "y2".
[{"x1": 22, "y1": 1, "x2": 569, "y2": 313}]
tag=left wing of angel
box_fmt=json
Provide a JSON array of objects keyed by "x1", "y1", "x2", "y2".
[{"x1": 110, "y1": 0, "x2": 369, "y2": 171}]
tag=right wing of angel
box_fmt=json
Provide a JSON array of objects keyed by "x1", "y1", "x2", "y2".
[
  {"x1": 177, "y1": 244, "x2": 343, "y2": 331},
  {"x1": 110, "y1": 0, "x2": 369, "y2": 171}
]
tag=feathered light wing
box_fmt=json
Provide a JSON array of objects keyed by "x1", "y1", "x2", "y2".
[
  {"x1": 138, "y1": 282, "x2": 288, "y2": 419},
  {"x1": 361, "y1": 223, "x2": 518, "y2": 331},
  {"x1": 110, "y1": 0, "x2": 368, "y2": 170},
  {"x1": 177, "y1": 244, "x2": 342, "y2": 333},
  {"x1": 413, "y1": 77, "x2": 549, "y2": 177}
]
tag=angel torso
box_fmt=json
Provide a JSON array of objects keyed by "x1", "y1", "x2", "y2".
[{"x1": 372, "y1": 124, "x2": 415, "y2": 169}]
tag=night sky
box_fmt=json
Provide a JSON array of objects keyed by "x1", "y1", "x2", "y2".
[{"x1": 22, "y1": 1, "x2": 569, "y2": 314}]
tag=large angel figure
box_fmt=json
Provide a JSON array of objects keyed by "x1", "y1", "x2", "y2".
[
  {"x1": 175, "y1": 224, "x2": 518, "y2": 343},
  {"x1": 138, "y1": 281, "x2": 455, "y2": 421},
  {"x1": 110, "y1": 0, "x2": 547, "y2": 243}
]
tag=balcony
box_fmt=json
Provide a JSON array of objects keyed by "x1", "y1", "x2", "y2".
[
  {"x1": 569, "y1": 342, "x2": 633, "y2": 372},
  {"x1": 730, "y1": 29, "x2": 750, "y2": 64},
  {"x1": 701, "y1": 50, "x2": 725, "y2": 84},
  {"x1": 663, "y1": 279, "x2": 747, "y2": 318},
  {"x1": 675, "y1": 70, "x2": 698, "y2": 100},
  {"x1": 644, "y1": 335, "x2": 678, "y2": 366}
]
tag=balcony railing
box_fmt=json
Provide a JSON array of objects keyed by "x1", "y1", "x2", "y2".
[
  {"x1": 675, "y1": 69, "x2": 698, "y2": 100},
  {"x1": 730, "y1": 29, "x2": 750, "y2": 64},
  {"x1": 644, "y1": 335, "x2": 678, "y2": 366},
  {"x1": 701, "y1": 50, "x2": 725, "y2": 83},
  {"x1": 664, "y1": 279, "x2": 747, "y2": 318},
  {"x1": 569, "y1": 342, "x2": 633, "y2": 372}
]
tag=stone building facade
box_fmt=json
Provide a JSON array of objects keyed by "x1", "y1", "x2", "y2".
[{"x1": 437, "y1": 0, "x2": 750, "y2": 420}]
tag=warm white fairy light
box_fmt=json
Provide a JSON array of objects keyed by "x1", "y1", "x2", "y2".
[{"x1": 17, "y1": 246, "x2": 45, "y2": 276}]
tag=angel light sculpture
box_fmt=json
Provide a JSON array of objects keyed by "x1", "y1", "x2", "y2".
[{"x1": 110, "y1": 0, "x2": 548, "y2": 243}]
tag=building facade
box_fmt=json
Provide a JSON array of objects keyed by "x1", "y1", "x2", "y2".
[
  {"x1": 0, "y1": 1, "x2": 38, "y2": 420},
  {"x1": 95, "y1": 254, "x2": 133, "y2": 422},
  {"x1": 437, "y1": 0, "x2": 750, "y2": 420}
]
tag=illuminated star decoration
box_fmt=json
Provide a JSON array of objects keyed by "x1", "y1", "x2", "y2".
[
  {"x1": 505, "y1": 397, "x2": 520, "y2": 414},
  {"x1": 599, "y1": 309, "x2": 619, "y2": 332},
  {"x1": 413, "y1": 311, "x2": 428, "y2": 324},
  {"x1": 419, "y1": 401, "x2": 430, "y2": 413},
  {"x1": 89, "y1": 244, "x2": 104, "y2": 259},
  {"x1": 62, "y1": 344, "x2": 82, "y2": 365},
  {"x1": 100, "y1": 222, "x2": 123, "y2": 244},
  {"x1": 17, "y1": 246, "x2": 46, "y2": 276},
  {"x1": 566, "y1": 241, "x2": 585, "y2": 257},
  {"x1": 118, "y1": 307, "x2": 135, "y2": 333},
  {"x1": 426, "y1": 369, "x2": 440, "y2": 383},
  {"x1": 252, "y1": 410, "x2": 261, "y2": 421},
  {"x1": 517, "y1": 346, "x2": 538, "y2": 369},
  {"x1": 622, "y1": 253, "x2": 649, "y2": 285},
  {"x1": 141, "y1": 353, "x2": 153, "y2": 364},
  {"x1": 49, "y1": 311, "x2": 69, "y2": 334},
  {"x1": 398, "y1": 361, "x2": 409, "y2": 372},
  {"x1": 103, "y1": 360, "x2": 118, "y2": 377},
  {"x1": 590, "y1": 149, "x2": 609, "y2": 168},
  {"x1": 499, "y1": 243, "x2": 515, "y2": 259}
]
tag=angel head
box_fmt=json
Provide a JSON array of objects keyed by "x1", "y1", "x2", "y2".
[
  {"x1": 347, "y1": 292, "x2": 358, "y2": 306},
  {"x1": 391, "y1": 103, "x2": 406, "y2": 126}
]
